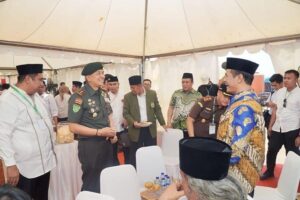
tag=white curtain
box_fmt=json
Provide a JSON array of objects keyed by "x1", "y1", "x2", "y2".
[
  {"x1": 265, "y1": 40, "x2": 300, "y2": 74},
  {"x1": 144, "y1": 52, "x2": 218, "y2": 119}
]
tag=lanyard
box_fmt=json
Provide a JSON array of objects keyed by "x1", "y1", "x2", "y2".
[
  {"x1": 211, "y1": 97, "x2": 216, "y2": 124},
  {"x1": 11, "y1": 85, "x2": 42, "y2": 117}
]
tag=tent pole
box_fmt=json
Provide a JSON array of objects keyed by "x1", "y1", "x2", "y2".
[{"x1": 141, "y1": 0, "x2": 148, "y2": 79}]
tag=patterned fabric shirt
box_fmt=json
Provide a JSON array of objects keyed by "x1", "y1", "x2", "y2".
[
  {"x1": 217, "y1": 90, "x2": 265, "y2": 193},
  {"x1": 169, "y1": 89, "x2": 201, "y2": 130}
]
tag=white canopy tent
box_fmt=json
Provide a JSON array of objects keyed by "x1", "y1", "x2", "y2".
[{"x1": 1, "y1": 0, "x2": 300, "y2": 115}]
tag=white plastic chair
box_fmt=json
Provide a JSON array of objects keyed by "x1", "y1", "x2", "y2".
[
  {"x1": 254, "y1": 151, "x2": 300, "y2": 200},
  {"x1": 100, "y1": 164, "x2": 141, "y2": 200},
  {"x1": 160, "y1": 129, "x2": 183, "y2": 177},
  {"x1": 136, "y1": 145, "x2": 166, "y2": 187},
  {"x1": 76, "y1": 191, "x2": 115, "y2": 200}
]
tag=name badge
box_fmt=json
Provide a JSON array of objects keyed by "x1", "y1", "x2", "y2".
[
  {"x1": 209, "y1": 123, "x2": 216, "y2": 135},
  {"x1": 37, "y1": 119, "x2": 47, "y2": 130}
]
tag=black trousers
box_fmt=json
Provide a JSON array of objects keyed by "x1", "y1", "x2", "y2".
[
  {"x1": 129, "y1": 127, "x2": 156, "y2": 167},
  {"x1": 112, "y1": 131, "x2": 130, "y2": 165},
  {"x1": 17, "y1": 172, "x2": 50, "y2": 200},
  {"x1": 266, "y1": 128, "x2": 300, "y2": 173},
  {"x1": 78, "y1": 139, "x2": 113, "y2": 193}
]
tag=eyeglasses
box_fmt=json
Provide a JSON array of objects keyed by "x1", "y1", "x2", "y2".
[{"x1": 283, "y1": 98, "x2": 287, "y2": 108}]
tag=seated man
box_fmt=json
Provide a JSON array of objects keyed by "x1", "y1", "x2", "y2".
[{"x1": 159, "y1": 137, "x2": 247, "y2": 200}]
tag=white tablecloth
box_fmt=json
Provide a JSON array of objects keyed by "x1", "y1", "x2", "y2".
[{"x1": 49, "y1": 141, "x2": 82, "y2": 200}]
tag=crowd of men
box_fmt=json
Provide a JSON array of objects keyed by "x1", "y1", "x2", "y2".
[{"x1": 0, "y1": 57, "x2": 299, "y2": 199}]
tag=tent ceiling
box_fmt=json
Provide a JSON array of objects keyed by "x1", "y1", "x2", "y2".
[{"x1": 0, "y1": 0, "x2": 300, "y2": 58}]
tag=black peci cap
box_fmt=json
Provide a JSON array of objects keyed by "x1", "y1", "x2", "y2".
[
  {"x1": 179, "y1": 137, "x2": 232, "y2": 180},
  {"x1": 16, "y1": 64, "x2": 43, "y2": 75}
]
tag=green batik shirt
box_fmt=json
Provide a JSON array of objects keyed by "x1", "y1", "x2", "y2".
[
  {"x1": 170, "y1": 89, "x2": 201, "y2": 130},
  {"x1": 68, "y1": 84, "x2": 112, "y2": 138}
]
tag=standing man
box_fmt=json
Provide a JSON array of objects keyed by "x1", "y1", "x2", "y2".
[
  {"x1": 217, "y1": 58, "x2": 265, "y2": 196},
  {"x1": 167, "y1": 73, "x2": 201, "y2": 137},
  {"x1": 107, "y1": 75, "x2": 130, "y2": 165},
  {"x1": 55, "y1": 85, "x2": 70, "y2": 122},
  {"x1": 186, "y1": 83, "x2": 231, "y2": 138},
  {"x1": 123, "y1": 75, "x2": 166, "y2": 166},
  {"x1": 38, "y1": 81, "x2": 58, "y2": 129},
  {"x1": 68, "y1": 62, "x2": 117, "y2": 192},
  {"x1": 143, "y1": 79, "x2": 152, "y2": 90},
  {"x1": 263, "y1": 74, "x2": 283, "y2": 129},
  {"x1": 261, "y1": 69, "x2": 300, "y2": 180},
  {"x1": 0, "y1": 64, "x2": 56, "y2": 199},
  {"x1": 71, "y1": 81, "x2": 82, "y2": 93}
]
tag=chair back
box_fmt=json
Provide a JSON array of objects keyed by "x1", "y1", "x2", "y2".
[
  {"x1": 76, "y1": 191, "x2": 115, "y2": 200},
  {"x1": 136, "y1": 145, "x2": 166, "y2": 186},
  {"x1": 100, "y1": 164, "x2": 141, "y2": 200},
  {"x1": 277, "y1": 151, "x2": 300, "y2": 200},
  {"x1": 161, "y1": 129, "x2": 183, "y2": 158}
]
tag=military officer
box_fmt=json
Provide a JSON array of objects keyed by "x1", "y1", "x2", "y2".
[
  {"x1": 71, "y1": 81, "x2": 82, "y2": 93},
  {"x1": 68, "y1": 62, "x2": 117, "y2": 193},
  {"x1": 186, "y1": 83, "x2": 232, "y2": 138}
]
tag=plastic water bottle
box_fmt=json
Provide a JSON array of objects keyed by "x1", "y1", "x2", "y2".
[
  {"x1": 161, "y1": 178, "x2": 166, "y2": 188},
  {"x1": 165, "y1": 175, "x2": 170, "y2": 186},
  {"x1": 159, "y1": 172, "x2": 165, "y2": 185},
  {"x1": 154, "y1": 176, "x2": 160, "y2": 185}
]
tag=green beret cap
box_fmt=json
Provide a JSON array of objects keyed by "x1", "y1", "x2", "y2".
[{"x1": 81, "y1": 62, "x2": 103, "y2": 76}]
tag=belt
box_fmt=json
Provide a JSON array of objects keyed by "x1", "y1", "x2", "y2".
[{"x1": 78, "y1": 136, "x2": 106, "y2": 142}]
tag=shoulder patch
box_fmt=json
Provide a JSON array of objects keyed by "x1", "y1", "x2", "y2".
[
  {"x1": 197, "y1": 102, "x2": 203, "y2": 107},
  {"x1": 72, "y1": 104, "x2": 81, "y2": 113}
]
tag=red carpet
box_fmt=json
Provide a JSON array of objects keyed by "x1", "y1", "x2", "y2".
[
  {"x1": 118, "y1": 152, "x2": 125, "y2": 165},
  {"x1": 257, "y1": 165, "x2": 300, "y2": 192}
]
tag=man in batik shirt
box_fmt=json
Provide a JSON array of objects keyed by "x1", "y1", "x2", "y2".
[
  {"x1": 167, "y1": 73, "x2": 201, "y2": 137},
  {"x1": 217, "y1": 58, "x2": 265, "y2": 197}
]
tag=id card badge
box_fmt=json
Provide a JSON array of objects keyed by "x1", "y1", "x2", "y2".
[{"x1": 209, "y1": 123, "x2": 216, "y2": 135}]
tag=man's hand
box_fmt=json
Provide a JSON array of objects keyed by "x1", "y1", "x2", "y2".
[
  {"x1": 295, "y1": 136, "x2": 300, "y2": 147},
  {"x1": 100, "y1": 127, "x2": 116, "y2": 137},
  {"x1": 158, "y1": 183, "x2": 185, "y2": 200},
  {"x1": 7, "y1": 165, "x2": 20, "y2": 186},
  {"x1": 110, "y1": 135, "x2": 118, "y2": 144},
  {"x1": 133, "y1": 121, "x2": 142, "y2": 128}
]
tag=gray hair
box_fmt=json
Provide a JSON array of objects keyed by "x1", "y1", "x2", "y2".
[{"x1": 186, "y1": 175, "x2": 247, "y2": 200}]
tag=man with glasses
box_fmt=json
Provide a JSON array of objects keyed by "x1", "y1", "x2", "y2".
[{"x1": 261, "y1": 69, "x2": 300, "y2": 180}]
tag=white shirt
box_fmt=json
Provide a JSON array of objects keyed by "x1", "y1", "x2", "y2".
[
  {"x1": 272, "y1": 87, "x2": 300, "y2": 132},
  {"x1": 137, "y1": 90, "x2": 148, "y2": 122},
  {"x1": 41, "y1": 92, "x2": 58, "y2": 119},
  {"x1": 108, "y1": 91, "x2": 124, "y2": 132},
  {"x1": 0, "y1": 87, "x2": 56, "y2": 178},
  {"x1": 55, "y1": 93, "x2": 70, "y2": 118}
]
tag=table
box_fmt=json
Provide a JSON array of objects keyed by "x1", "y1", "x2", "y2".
[{"x1": 48, "y1": 141, "x2": 82, "y2": 200}]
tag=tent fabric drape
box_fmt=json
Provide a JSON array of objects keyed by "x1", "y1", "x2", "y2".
[{"x1": 265, "y1": 40, "x2": 300, "y2": 74}]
